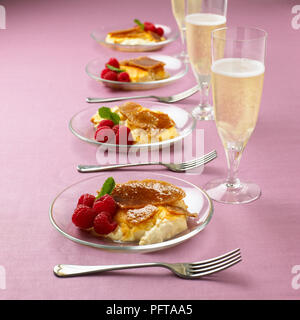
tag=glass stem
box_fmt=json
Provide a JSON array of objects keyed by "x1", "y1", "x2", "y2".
[
  {"x1": 199, "y1": 82, "x2": 209, "y2": 108},
  {"x1": 225, "y1": 143, "x2": 243, "y2": 189},
  {"x1": 180, "y1": 27, "x2": 186, "y2": 55}
]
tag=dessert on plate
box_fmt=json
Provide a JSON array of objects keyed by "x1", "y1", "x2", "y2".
[
  {"x1": 100, "y1": 57, "x2": 169, "y2": 83},
  {"x1": 71, "y1": 177, "x2": 196, "y2": 245},
  {"x1": 105, "y1": 19, "x2": 165, "y2": 45},
  {"x1": 91, "y1": 101, "x2": 179, "y2": 145}
]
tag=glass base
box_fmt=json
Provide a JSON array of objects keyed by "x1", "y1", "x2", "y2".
[
  {"x1": 203, "y1": 178, "x2": 261, "y2": 204},
  {"x1": 192, "y1": 104, "x2": 214, "y2": 121},
  {"x1": 174, "y1": 51, "x2": 189, "y2": 63}
]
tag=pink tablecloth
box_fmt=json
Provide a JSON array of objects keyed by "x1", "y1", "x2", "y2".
[{"x1": 0, "y1": 0, "x2": 299, "y2": 300}]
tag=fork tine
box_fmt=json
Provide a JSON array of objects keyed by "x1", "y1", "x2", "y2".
[
  {"x1": 194, "y1": 151, "x2": 217, "y2": 164},
  {"x1": 190, "y1": 248, "x2": 240, "y2": 266},
  {"x1": 199, "y1": 150, "x2": 217, "y2": 163},
  {"x1": 179, "y1": 152, "x2": 217, "y2": 170},
  {"x1": 180, "y1": 150, "x2": 217, "y2": 167},
  {"x1": 189, "y1": 257, "x2": 242, "y2": 278},
  {"x1": 188, "y1": 251, "x2": 241, "y2": 271},
  {"x1": 181, "y1": 150, "x2": 217, "y2": 166},
  {"x1": 168, "y1": 85, "x2": 199, "y2": 102},
  {"x1": 180, "y1": 154, "x2": 217, "y2": 169}
]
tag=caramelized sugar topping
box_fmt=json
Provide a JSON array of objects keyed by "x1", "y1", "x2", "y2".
[
  {"x1": 120, "y1": 56, "x2": 165, "y2": 71},
  {"x1": 118, "y1": 102, "x2": 175, "y2": 130},
  {"x1": 165, "y1": 205, "x2": 197, "y2": 217},
  {"x1": 111, "y1": 179, "x2": 186, "y2": 209},
  {"x1": 132, "y1": 110, "x2": 175, "y2": 129},
  {"x1": 108, "y1": 27, "x2": 162, "y2": 42},
  {"x1": 126, "y1": 205, "x2": 158, "y2": 224},
  {"x1": 118, "y1": 101, "x2": 142, "y2": 115},
  {"x1": 148, "y1": 31, "x2": 162, "y2": 41},
  {"x1": 108, "y1": 26, "x2": 146, "y2": 37}
]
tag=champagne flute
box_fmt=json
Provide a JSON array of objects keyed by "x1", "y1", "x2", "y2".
[
  {"x1": 204, "y1": 27, "x2": 267, "y2": 204},
  {"x1": 185, "y1": 0, "x2": 227, "y2": 120},
  {"x1": 171, "y1": 0, "x2": 188, "y2": 61}
]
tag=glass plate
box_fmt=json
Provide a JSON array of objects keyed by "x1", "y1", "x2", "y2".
[
  {"x1": 49, "y1": 172, "x2": 214, "y2": 253},
  {"x1": 85, "y1": 54, "x2": 188, "y2": 90},
  {"x1": 69, "y1": 100, "x2": 196, "y2": 151},
  {"x1": 91, "y1": 24, "x2": 178, "y2": 52}
]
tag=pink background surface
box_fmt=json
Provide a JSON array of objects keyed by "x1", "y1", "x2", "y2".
[{"x1": 0, "y1": 0, "x2": 300, "y2": 300}]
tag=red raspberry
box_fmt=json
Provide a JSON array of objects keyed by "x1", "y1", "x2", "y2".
[
  {"x1": 98, "y1": 119, "x2": 115, "y2": 128},
  {"x1": 77, "y1": 193, "x2": 96, "y2": 208},
  {"x1": 111, "y1": 125, "x2": 120, "y2": 144},
  {"x1": 72, "y1": 205, "x2": 98, "y2": 229},
  {"x1": 112, "y1": 124, "x2": 120, "y2": 134},
  {"x1": 116, "y1": 125, "x2": 134, "y2": 145},
  {"x1": 93, "y1": 212, "x2": 118, "y2": 235},
  {"x1": 102, "y1": 70, "x2": 118, "y2": 81},
  {"x1": 144, "y1": 21, "x2": 156, "y2": 33},
  {"x1": 155, "y1": 27, "x2": 164, "y2": 37},
  {"x1": 117, "y1": 72, "x2": 131, "y2": 82},
  {"x1": 93, "y1": 194, "x2": 117, "y2": 216},
  {"x1": 94, "y1": 126, "x2": 113, "y2": 143},
  {"x1": 106, "y1": 58, "x2": 120, "y2": 69},
  {"x1": 100, "y1": 68, "x2": 110, "y2": 79},
  {"x1": 98, "y1": 211, "x2": 112, "y2": 219}
]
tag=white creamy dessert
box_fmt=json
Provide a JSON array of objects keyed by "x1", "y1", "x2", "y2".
[
  {"x1": 106, "y1": 202, "x2": 188, "y2": 245},
  {"x1": 106, "y1": 35, "x2": 157, "y2": 45},
  {"x1": 96, "y1": 179, "x2": 195, "y2": 246},
  {"x1": 91, "y1": 102, "x2": 179, "y2": 145},
  {"x1": 105, "y1": 25, "x2": 165, "y2": 45},
  {"x1": 73, "y1": 178, "x2": 195, "y2": 247}
]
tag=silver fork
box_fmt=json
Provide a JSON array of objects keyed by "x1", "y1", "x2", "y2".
[
  {"x1": 77, "y1": 149, "x2": 217, "y2": 173},
  {"x1": 53, "y1": 248, "x2": 241, "y2": 279},
  {"x1": 86, "y1": 85, "x2": 199, "y2": 103}
]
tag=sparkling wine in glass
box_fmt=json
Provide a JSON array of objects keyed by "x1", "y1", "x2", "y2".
[
  {"x1": 171, "y1": 0, "x2": 188, "y2": 60},
  {"x1": 185, "y1": 0, "x2": 227, "y2": 120},
  {"x1": 204, "y1": 27, "x2": 267, "y2": 204}
]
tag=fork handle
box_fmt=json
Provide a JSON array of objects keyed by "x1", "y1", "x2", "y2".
[
  {"x1": 77, "y1": 162, "x2": 161, "y2": 172},
  {"x1": 86, "y1": 95, "x2": 155, "y2": 103},
  {"x1": 53, "y1": 262, "x2": 165, "y2": 277}
]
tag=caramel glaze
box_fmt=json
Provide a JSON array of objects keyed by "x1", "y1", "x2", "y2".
[
  {"x1": 108, "y1": 26, "x2": 146, "y2": 37},
  {"x1": 118, "y1": 102, "x2": 175, "y2": 130},
  {"x1": 111, "y1": 179, "x2": 186, "y2": 209},
  {"x1": 164, "y1": 205, "x2": 197, "y2": 217},
  {"x1": 125, "y1": 204, "x2": 195, "y2": 225},
  {"x1": 120, "y1": 56, "x2": 165, "y2": 70},
  {"x1": 108, "y1": 26, "x2": 163, "y2": 42},
  {"x1": 126, "y1": 205, "x2": 158, "y2": 224}
]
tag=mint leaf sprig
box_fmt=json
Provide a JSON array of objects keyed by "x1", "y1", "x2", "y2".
[
  {"x1": 106, "y1": 64, "x2": 126, "y2": 73},
  {"x1": 134, "y1": 19, "x2": 144, "y2": 30},
  {"x1": 96, "y1": 177, "x2": 116, "y2": 199},
  {"x1": 98, "y1": 107, "x2": 120, "y2": 125}
]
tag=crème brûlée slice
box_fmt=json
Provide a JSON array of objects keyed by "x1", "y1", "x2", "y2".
[
  {"x1": 117, "y1": 102, "x2": 175, "y2": 131},
  {"x1": 91, "y1": 102, "x2": 179, "y2": 144},
  {"x1": 119, "y1": 56, "x2": 169, "y2": 82},
  {"x1": 105, "y1": 26, "x2": 165, "y2": 45},
  {"x1": 97, "y1": 179, "x2": 196, "y2": 245}
]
